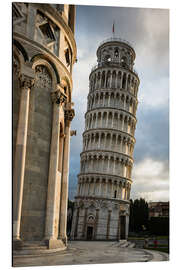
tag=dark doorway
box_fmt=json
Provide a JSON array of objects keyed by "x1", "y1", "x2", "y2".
[
  {"x1": 87, "y1": 226, "x2": 93, "y2": 240},
  {"x1": 120, "y1": 216, "x2": 126, "y2": 239}
]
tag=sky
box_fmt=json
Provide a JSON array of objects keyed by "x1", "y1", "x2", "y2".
[{"x1": 68, "y1": 5, "x2": 169, "y2": 202}]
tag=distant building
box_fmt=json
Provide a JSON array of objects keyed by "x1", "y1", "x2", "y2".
[{"x1": 148, "y1": 202, "x2": 169, "y2": 218}]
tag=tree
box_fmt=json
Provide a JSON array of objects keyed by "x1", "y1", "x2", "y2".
[{"x1": 129, "y1": 198, "x2": 149, "y2": 233}]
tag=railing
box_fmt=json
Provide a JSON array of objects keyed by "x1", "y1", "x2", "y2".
[
  {"x1": 98, "y1": 37, "x2": 134, "y2": 50},
  {"x1": 91, "y1": 62, "x2": 139, "y2": 77}
]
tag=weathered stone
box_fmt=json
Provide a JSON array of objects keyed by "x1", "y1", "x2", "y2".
[{"x1": 13, "y1": 2, "x2": 77, "y2": 253}]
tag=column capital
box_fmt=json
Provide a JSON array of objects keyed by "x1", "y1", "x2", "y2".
[
  {"x1": 51, "y1": 86, "x2": 67, "y2": 105},
  {"x1": 64, "y1": 103, "x2": 75, "y2": 122},
  {"x1": 19, "y1": 73, "x2": 35, "y2": 90}
]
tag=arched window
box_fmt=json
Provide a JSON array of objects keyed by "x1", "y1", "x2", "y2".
[
  {"x1": 114, "y1": 48, "x2": 119, "y2": 58},
  {"x1": 122, "y1": 73, "x2": 126, "y2": 89},
  {"x1": 101, "y1": 71, "x2": 105, "y2": 88},
  {"x1": 65, "y1": 48, "x2": 70, "y2": 66},
  {"x1": 121, "y1": 56, "x2": 127, "y2": 68}
]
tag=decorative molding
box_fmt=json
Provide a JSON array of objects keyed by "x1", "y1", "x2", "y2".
[
  {"x1": 19, "y1": 74, "x2": 35, "y2": 90},
  {"x1": 51, "y1": 89, "x2": 67, "y2": 105},
  {"x1": 64, "y1": 104, "x2": 75, "y2": 122},
  {"x1": 70, "y1": 130, "x2": 77, "y2": 136},
  {"x1": 35, "y1": 65, "x2": 52, "y2": 88}
]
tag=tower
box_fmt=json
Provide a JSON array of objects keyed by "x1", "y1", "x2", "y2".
[
  {"x1": 71, "y1": 37, "x2": 139, "y2": 240},
  {"x1": 13, "y1": 3, "x2": 76, "y2": 253}
]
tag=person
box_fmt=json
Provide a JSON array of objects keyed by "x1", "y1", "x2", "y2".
[
  {"x1": 144, "y1": 237, "x2": 149, "y2": 248},
  {"x1": 154, "y1": 237, "x2": 158, "y2": 248}
]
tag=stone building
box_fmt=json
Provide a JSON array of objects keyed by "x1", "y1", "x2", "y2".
[
  {"x1": 149, "y1": 202, "x2": 169, "y2": 218},
  {"x1": 71, "y1": 37, "x2": 139, "y2": 240},
  {"x1": 13, "y1": 2, "x2": 77, "y2": 252}
]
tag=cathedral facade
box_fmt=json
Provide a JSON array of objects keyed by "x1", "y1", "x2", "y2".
[
  {"x1": 13, "y1": 3, "x2": 76, "y2": 252},
  {"x1": 71, "y1": 37, "x2": 140, "y2": 240}
]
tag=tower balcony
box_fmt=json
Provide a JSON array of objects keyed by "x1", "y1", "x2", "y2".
[{"x1": 91, "y1": 62, "x2": 139, "y2": 78}]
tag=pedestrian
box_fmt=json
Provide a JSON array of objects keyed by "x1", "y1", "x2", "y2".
[
  {"x1": 144, "y1": 237, "x2": 149, "y2": 248},
  {"x1": 154, "y1": 237, "x2": 158, "y2": 248}
]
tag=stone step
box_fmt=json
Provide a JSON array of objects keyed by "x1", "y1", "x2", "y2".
[
  {"x1": 128, "y1": 242, "x2": 135, "y2": 248},
  {"x1": 22, "y1": 241, "x2": 47, "y2": 250}
]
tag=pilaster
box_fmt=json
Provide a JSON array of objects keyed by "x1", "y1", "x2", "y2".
[{"x1": 13, "y1": 67, "x2": 35, "y2": 245}]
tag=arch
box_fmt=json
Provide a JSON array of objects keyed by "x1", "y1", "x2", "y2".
[
  {"x1": 114, "y1": 47, "x2": 119, "y2": 58},
  {"x1": 13, "y1": 39, "x2": 29, "y2": 62},
  {"x1": 31, "y1": 54, "x2": 60, "y2": 84},
  {"x1": 122, "y1": 73, "x2": 126, "y2": 89},
  {"x1": 106, "y1": 71, "x2": 111, "y2": 88},
  {"x1": 101, "y1": 71, "x2": 106, "y2": 88},
  {"x1": 111, "y1": 70, "x2": 116, "y2": 89}
]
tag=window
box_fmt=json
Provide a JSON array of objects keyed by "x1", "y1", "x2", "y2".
[
  {"x1": 65, "y1": 48, "x2": 70, "y2": 66},
  {"x1": 114, "y1": 190, "x2": 117, "y2": 198},
  {"x1": 114, "y1": 48, "x2": 119, "y2": 58},
  {"x1": 39, "y1": 23, "x2": 55, "y2": 43}
]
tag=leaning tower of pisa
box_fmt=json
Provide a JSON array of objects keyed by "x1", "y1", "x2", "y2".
[{"x1": 71, "y1": 37, "x2": 139, "y2": 240}]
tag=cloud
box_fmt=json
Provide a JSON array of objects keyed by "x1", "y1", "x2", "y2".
[{"x1": 131, "y1": 158, "x2": 169, "y2": 201}]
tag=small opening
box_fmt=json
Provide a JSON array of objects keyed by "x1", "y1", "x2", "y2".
[
  {"x1": 114, "y1": 190, "x2": 117, "y2": 198},
  {"x1": 65, "y1": 48, "x2": 70, "y2": 66},
  {"x1": 39, "y1": 23, "x2": 55, "y2": 41},
  {"x1": 114, "y1": 49, "x2": 119, "y2": 58},
  {"x1": 105, "y1": 54, "x2": 111, "y2": 62}
]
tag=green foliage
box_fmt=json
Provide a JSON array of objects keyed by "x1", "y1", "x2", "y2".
[{"x1": 129, "y1": 198, "x2": 149, "y2": 233}]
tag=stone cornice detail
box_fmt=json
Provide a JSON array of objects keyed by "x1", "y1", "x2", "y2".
[
  {"x1": 78, "y1": 172, "x2": 133, "y2": 184},
  {"x1": 75, "y1": 196, "x2": 130, "y2": 204},
  {"x1": 85, "y1": 107, "x2": 137, "y2": 122},
  {"x1": 83, "y1": 128, "x2": 136, "y2": 142},
  {"x1": 88, "y1": 89, "x2": 138, "y2": 103},
  {"x1": 80, "y1": 149, "x2": 134, "y2": 162}
]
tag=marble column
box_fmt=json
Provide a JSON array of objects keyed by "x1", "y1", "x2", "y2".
[
  {"x1": 106, "y1": 210, "x2": 112, "y2": 239},
  {"x1": 13, "y1": 71, "x2": 34, "y2": 242},
  {"x1": 82, "y1": 208, "x2": 88, "y2": 238},
  {"x1": 44, "y1": 86, "x2": 67, "y2": 246},
  {"x1": 94, "y1": 209, "x2": 99, "y2": 239},
  {"x1": 59, "y1": 103, "x2": 75, "y2": 244},
  {"x1": 74, "y1": 207, "x2": 79, "y2": 238}
]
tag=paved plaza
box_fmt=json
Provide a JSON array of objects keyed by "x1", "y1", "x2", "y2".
[{"x1": 13, "y1": 241, "x2": 169, "y2": 267}]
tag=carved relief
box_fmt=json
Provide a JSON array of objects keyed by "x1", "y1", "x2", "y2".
[
  {"x1": 51, "y1": 89, "x2": 67, "y2": 105},
  {"x1": 19, "y1": 74, "x2": 35, "y2": 90},
  {"x1": 64, "y1": 108, "x2": 75, "y2": 122},
  {"x1": 34, "y1": 65, "x2": 52, "y2": 88}
]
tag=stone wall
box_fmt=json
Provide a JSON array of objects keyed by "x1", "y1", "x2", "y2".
[{"x1": 20, "y1": 66, "x2": 52, "y2": 241}]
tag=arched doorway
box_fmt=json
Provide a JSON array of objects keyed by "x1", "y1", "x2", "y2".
[
  {"x1": 120, "y1": 216, "x2": 126, "y2": 239},
  {"x1": 86, "y1": 215, "x2": 95, "y2": 240}
]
